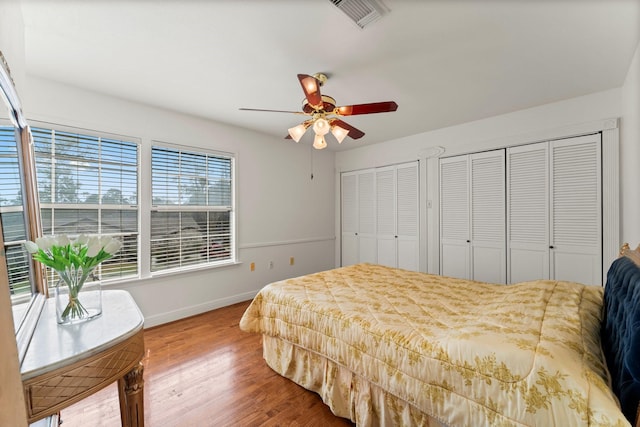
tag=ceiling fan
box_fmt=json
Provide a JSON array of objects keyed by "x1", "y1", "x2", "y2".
[{"x1": 239, "y1": 73, "x2": 398, "y2": 149}]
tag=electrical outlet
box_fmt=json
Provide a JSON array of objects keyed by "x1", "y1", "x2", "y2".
[
  {"x1": 250, "y1": 262, "x2": 255, "y2": 271},
  {"x1": 290, "y1": 257, "x2": 294, "y2": 266},
  {"x1": 268, "y1": 261, "x2": 274, "y2": 269}
]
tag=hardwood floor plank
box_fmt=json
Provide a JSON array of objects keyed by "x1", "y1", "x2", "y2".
[{"x1": 59, "y1": 301, "x2": 354, "y2": 426}]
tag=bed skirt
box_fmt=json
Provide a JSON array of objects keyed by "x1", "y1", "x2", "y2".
[{"x1": 262, "y1": 335, "x2": 448, "y2": 427}]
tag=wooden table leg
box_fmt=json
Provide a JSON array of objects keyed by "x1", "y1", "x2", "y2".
[{"x1": 118, "y1": 361, "x2": 144, "y2": 427}]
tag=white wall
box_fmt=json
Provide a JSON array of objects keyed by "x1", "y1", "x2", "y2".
[
  {"x1": 335, "y1": 88, "x2": 622, "y2": 273},
  {"x1": 621, "y1": 40, "x2": 640, "y2": 245},
  {"x1": 22, "y1": 77, "x2": 336, "y2": 327}
]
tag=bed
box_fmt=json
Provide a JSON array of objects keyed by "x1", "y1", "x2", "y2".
[{"x1": 239, "y1": 247, "x2": 640, "y2": 426}]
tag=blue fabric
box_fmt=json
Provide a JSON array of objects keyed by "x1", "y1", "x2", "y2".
[{"x1": 602, "y1": 256, "x2": 640, "y2": 424}]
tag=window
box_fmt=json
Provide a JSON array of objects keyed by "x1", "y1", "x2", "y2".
[
  {"x1": 151, "y1": 145, "x2": 234, "y2": 272},
  {"x1": 32, "y1": 127, "x2": 139, "y2": 283},
  {"x1": 0, "y1": 126, "x2": 32, "y2": 300}
]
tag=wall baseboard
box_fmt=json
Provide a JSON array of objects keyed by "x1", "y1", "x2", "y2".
[{"x1": 142, "y1": 290, "x2": 258, "y2": 328}]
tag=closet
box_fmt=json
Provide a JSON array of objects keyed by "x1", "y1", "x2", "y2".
[
  {"x1": 341, "y1": 161, "x2": 419, "y2": 271},
  {"x1": 439, "y1": 150, "x2": 506, "y2": 283},
  {"x1": 439, "y1": 133, "x2": 602, "y2": 286},
  {"x1": 507, "y1": 134, "x2": 601, "y2": 285}
]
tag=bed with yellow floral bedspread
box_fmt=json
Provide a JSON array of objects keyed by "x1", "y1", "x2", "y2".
[{"x1": 240, "y1": 263, "x2": 629, "y2": 426}]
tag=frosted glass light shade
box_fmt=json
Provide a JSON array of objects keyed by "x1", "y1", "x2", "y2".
[
  {"x1": 313, "y1": 134, "x2": 327, "y2": 150},
  {"x1": 331, "y1": 126, "x2": 349, "y2": 144},
  {"x1": 288, "y1": 124, "x2": 308, "y2": 142},
  {"x1": 312, "y1": 118, "x2": 330, "y2": 136}
]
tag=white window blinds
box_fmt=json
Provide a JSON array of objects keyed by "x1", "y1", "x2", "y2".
[
  {"x1": 0, "y1": 126, "x2": 31, "y2": 298},
  {"x1": 151, "y1": 145, "x2": 234, "y2": 272},
  {"x1": 33, "y1": 127, "x2": 139, "y2": 283}
]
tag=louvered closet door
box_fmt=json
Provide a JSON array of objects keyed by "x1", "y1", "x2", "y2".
[
  {"x1": 396, "y1": 162, "x2": 419, "y2": 271},
  {"x1": 358, "y1": 169, "x2": 377, "y2": 264},
  {"x1": 376, "y1": 166, "x2": 396, "y2": 268},
  {"x1": 550, "y1": 134, "x2": 601, "y2": 285},
  {"x1": 341, "y1": 172, "x2": 359, "y2": 266},
  {"x1": 507, "y1": 142, "x2": 549, "y2": 283},
  {"x1": 440, "y1": 155, "x2": 470, "y2": 279},
  {"x1": 471, "y1": 151, "x2": 506, "y2": 284}
]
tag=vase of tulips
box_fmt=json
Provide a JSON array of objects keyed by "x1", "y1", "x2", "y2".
[{"x1": 25, "y1": 234, "x2": 122, "y2": 325}]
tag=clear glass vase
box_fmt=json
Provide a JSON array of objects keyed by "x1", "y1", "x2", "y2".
[{"x1": 54, "y1": 265, "x2": 102, "y2": 325}]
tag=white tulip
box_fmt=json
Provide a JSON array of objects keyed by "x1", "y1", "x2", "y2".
[
  {"x1": 86, "y1": 237, "x2": 102, "y2": 257},
  {"x1": 103, "y1": 239, "x2": 122, "y2": 255},
  {"x1": 100, "y1": 236, "x2": 113, "y2": 248},
  {"x1": 36, "y1": 236, "x2": 53, "y2": 251},
  {"x1": 57, "y1": 235, "x2": 70, "y2": 246},
  {"x1": 75, "y1": 234, "x2": 89, "y2": 245},
  {"x1": 24, "y1": 240, "x2": 39, "y2": 254}
]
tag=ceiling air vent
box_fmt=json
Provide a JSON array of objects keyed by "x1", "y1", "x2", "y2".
[{"x1": 329, "y1": 0, "x2": 390, "y2": 29}]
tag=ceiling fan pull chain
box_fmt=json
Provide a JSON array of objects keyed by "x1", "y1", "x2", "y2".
[{"x1": 310, "y1": 143, "x2": 314, "y2": 180}]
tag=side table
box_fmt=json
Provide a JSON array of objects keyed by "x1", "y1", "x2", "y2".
[{"x1": 21, "y1": 290, "x2": 145, "y2": 427}]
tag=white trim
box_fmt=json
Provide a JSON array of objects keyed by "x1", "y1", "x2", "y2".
[
  {"x1": 602, "y1": 126, "x2": 620, "y2": 285},
  {"x1": 142, "y1": 290, "x2": 257, "y2": 328},
  {"x1": 239, "y1": 236, "x2": 335, "y2": 250},
  {"x1": 439, "y1": 117, "x2": 618, "y2": 158}
]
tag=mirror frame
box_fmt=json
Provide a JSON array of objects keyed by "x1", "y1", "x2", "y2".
[{"x1": 0, "y1": 50, "x2": 46, "y2": 365}]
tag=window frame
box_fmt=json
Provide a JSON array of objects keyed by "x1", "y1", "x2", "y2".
[
  {"x1": 30, "y1": 121, "x2": 142, "y2": 285},
  {"x1": 149, "y1": 141, "x2": 237, "y2": 275}
]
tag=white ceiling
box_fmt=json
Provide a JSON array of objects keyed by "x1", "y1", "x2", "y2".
[{"x1": 19, "y1": 0, "x2": 640, "y2": 150}]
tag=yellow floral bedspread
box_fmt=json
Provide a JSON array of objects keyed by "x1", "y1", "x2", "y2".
[{"x1": 239, "y1": 263, "x2": 629, "y2": 426}]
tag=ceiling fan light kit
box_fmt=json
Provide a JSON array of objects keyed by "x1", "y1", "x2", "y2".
[{"x1": 241, "y1": 72, "x2": 398, "y2": 149}]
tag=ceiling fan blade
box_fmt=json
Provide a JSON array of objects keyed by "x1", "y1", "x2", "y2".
[
  {"x1": 297, "y1": 74, "x2": 323, "y2": 109},
  {"x1": 330, "y1": 119, "x2": 365, "y2": 140},
  {"x1": 239, "y1": 107, "x2": 305, "y2": 114},
  {"x1": 335, "y1": 101, "x2": 398, "y2": 116}
]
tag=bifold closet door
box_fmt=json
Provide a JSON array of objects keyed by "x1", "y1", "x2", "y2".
[
  {"x1": 377, "y1": 162, "x2": 419, "y2": 270},
  {"x1": 440, "y1": 156, "x2": 470, "y2": 279},
  {"x1": 507, "y1": 142, "x2": 549, "y2": 283},
  {"x1": 357, "y1": 170, "x2": 377, "y2": 264},
  {"x1": 395, "y1": 163, "x2": 419, "y2": 271},
  {"x1": 470, "y1": 151, "x2": 505, "y2": 284},
  {"x1": 341, "y1": 169, "x2": 377, "y2": 266},
  {"x1": 507, "y1": 134, "x2": 602, "y2": 285},
  {"x1": 341, "y1": 172, "x2": 359, "y2": 266},
  {"x1": 440, "y1": 151, "x2": 505, "y2": 282},
  {"x1": 343, "y1": 163, "x2": 418, "y2": 269},
  {"x1": 376, "y1": 166, "x2": 396, "y2": 268},
  {"x1": 549, "y1": 134, "x2": 601, "y2": 285}
]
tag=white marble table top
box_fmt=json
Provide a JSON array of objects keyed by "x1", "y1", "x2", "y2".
[{"x1": 21, "y1": 290, "x2": 144, "y2": 381}]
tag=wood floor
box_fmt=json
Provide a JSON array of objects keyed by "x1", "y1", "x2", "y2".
[{"x1": 60, "y1": 300, "x2": 354, "y2": 427}]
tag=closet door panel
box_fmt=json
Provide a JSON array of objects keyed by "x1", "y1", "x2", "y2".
[
  {"x1": 510, "y1": 249, "x2": 548, "y2": 283},
  {"x1": 440, "y1": 156, "x2": 470, "y2": 279},
  {"x1": 507, "y1": 143, "x2": 549, "y2": 283},
  {"x1": 359, "y1": 236, "x2": 377, "y2": 264},
  {"x1": 552, "y1": 251, "x2": 600, "y2": 286},
  {"x1": 550, "y1": 134, "x2": 601, "y2": 285},
  {"x1": 358, "y1": 170, "x2": 377, "y2": 264},
  {"x1": 342, "y1": 234, "x2": 359, "y2": 266},
  {"x1": 472, "y1": 247, "x2": 504, "y2": 283},
  {"x1": 376, "y1": 167, "x2": 396, "y2": 267},
  {"x1": 470, "y1": 151, "x2": 505, "y2": 284},
  {"x1": 397, "y1": 240, "x2": 418, "y2": 271},
  {"x1": 396, "y1": 163, "x2": 419, "y2": 271},
  {"x1": 341, "y1": 173, "x2": 358, "y2": 266},
  {"x1": 377, "y1": 237, "x2": 396, "y2": 267}
]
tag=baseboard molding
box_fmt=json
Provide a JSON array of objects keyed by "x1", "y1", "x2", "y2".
[{"x1": 142, "y1": 290, "x2": 258, "y2": 328}]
